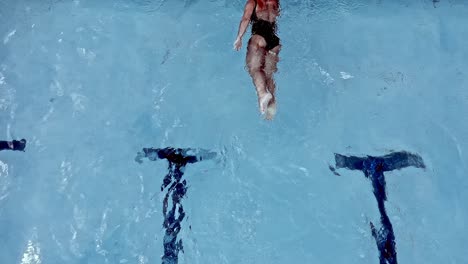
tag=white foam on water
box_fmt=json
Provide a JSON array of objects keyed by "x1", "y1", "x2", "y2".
[{"x1": 3, "y1": 29, "x2": 16, "y2": 44}]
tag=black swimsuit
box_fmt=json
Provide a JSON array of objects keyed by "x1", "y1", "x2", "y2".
[{"x1": 251, "y1": 1, "x2": 280, "y2": 51}]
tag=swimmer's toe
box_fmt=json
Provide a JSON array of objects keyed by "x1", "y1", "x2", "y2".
[
  {"x1": 259, "y1": 93, "x2": 272, "y2": 114},
  {"x1": 265, "y1": 102, "x2": 277, "y2": 120}
]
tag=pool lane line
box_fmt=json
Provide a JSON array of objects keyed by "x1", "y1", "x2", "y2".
[
  {"x1": 136, "y1": 147, "x2": 217, "y2": 264},
  {"x1": 331, "y1": 151, "x2": 425, "y2": 264}
]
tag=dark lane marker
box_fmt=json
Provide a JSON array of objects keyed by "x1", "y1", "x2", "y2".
[
  {"x1": 0, "y1": 139, "x2": 26, "y2": 152},
  {"x1": 331, "y1": 151, "x2": 425, "y2": 264},
  {"x1": 136, "y1": 147, "x2": 217, "y2": 264}
]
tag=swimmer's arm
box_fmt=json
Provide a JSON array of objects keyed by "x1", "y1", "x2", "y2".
[{"x1": 235, "y1": 0, "x2": 255, "y2": 41}]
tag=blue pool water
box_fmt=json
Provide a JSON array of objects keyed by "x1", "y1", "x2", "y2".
[{"x1": 1, "y1": 0, "x2": 468, "y2": 263}]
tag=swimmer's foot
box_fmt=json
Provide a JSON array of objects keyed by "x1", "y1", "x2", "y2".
[
  {"x1": 258, "y1": 92, "x2": 272, "y2": 114},
  {"x1": 265, "y1": 101, "x2": 277, "y2": 120}
]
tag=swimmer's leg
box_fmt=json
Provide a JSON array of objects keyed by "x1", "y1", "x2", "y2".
[
  {"x1": 264, "y1": 44, "x2": 281, "y2": 120},
  {"x1": 246, "y1": 36, "x2": 271, "y2": 114}
]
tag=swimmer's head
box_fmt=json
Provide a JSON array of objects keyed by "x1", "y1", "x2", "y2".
[{"x1": 256, "y1": 0, "x2": 280, "y2": 9}]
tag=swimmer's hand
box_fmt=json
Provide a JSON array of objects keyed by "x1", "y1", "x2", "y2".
[{"x1": 233, "y1": 37, "x2": 242, "y2": 51}]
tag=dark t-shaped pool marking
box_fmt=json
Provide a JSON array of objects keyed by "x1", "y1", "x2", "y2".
[
  {"x1": 332, "y1": 151, "x2": 425, "y2": 264},
  {"x1": 0, "y1": 139, "x2": 26, "y2": 152},
  {"x1": 136, "y1": 147, "x2": 217, "y2": 264}
]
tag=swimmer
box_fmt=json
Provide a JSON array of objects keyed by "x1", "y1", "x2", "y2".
[{"x1": 234, "y1": 0, "x2": 281, "y2": 120}]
